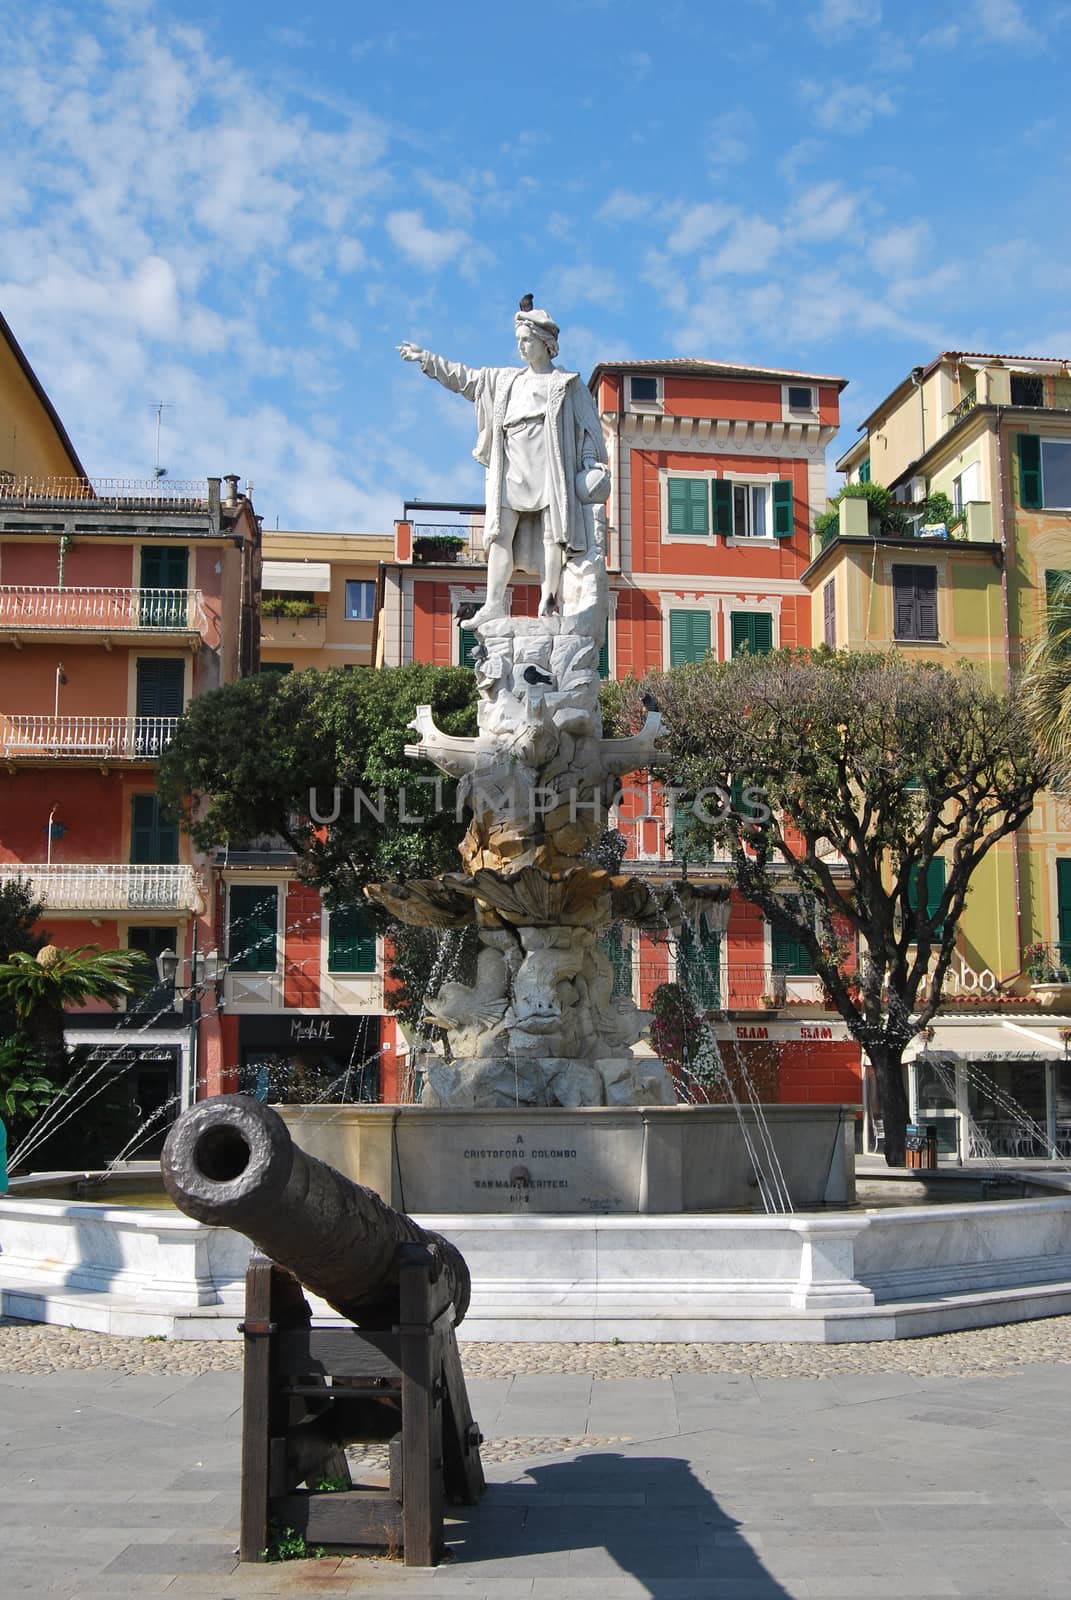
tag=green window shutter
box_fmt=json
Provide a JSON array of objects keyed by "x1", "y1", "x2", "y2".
[
  {"x1": 668, "y1": 477, "x2": 709, "y2": 535},
  {"x1": 772, "y1": 480, "x2": 794, "y2": 537},
  {"x1": 859, "y1": 458, "x2": 871, "y2": 483},
  {"x1": 130, "y1": 793, "x2": 179, "y2": 865},
  {"x1": 328, "y1": 905, "x2": 377, "y2": 973},
  {"x1": 677, "y1": 915, "x2": 721, "y2": 1008},
  {"x1": 712, "y1": 479, "x2": 733, "y2": 536},
  {"x1": 598, "y1": 620, "x2": 610, "y2": 678},
  {"x1": 669, "y1": 609, "x2": 711, "y2": 667},
  {"x1": 458, "y1": 627, "x2": 477, "y2": 668},
  {"x1": 600, "y1": 925, "x2": 633, "y2": 997},
  {"x1": 1057, "y1": 859, "x2": 1071, "y2": 965},
  {"x1": 1018, "y1": 434, "x2": 1043, "y2": 508},
  {"x1": 135, "y1": 658, "x2": 185, "y2": 717},
  {"x1": 731, "y1": 612, "x2": 774, "y2": 657},
  {"x1": 908, "y1": 858, "x2": 946, "y2": 936},
  {"x1": 228, "y1": 885, "x2": 279, "y2": 972},
  {"x1": 771, "y1": 925, "x2": 816, "y2": 976},
  {"x1": 139, "y1": 548, "x2": 189, "y2": 627}
]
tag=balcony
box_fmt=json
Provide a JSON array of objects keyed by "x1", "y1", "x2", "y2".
[
  {"x1": 260, "y1": 603, "x2": 327, "y2": 650},
  {"x1": 0, "y1": 714, "x2": 179, "y2": 763},
  {"x1": 0, "y1": 863, "x2": 203, "y2": 913},
  {"x1": 946, "y1": 391, "x2": 978, "y2": 427},
  {"x1": 0, "y1": 586, "x2": 206, "y2": 644},
  {"x1": 397, "y1": 503, "x2": 487, "y2": 567},
  {"x1": 0, "y1": 475, "x2": 208, "y2": 511}
]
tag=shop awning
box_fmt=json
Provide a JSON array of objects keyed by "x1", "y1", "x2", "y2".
[
  {"x1": 905, "y1": 1017, "x2": 1069, "y2": 1061},
  {"x1": 262, "y1": 560, "x2": 332, "y2": 593}
]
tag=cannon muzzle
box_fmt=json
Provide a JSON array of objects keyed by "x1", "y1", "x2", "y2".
[{"x1": 161, "y1": 1096, "x2": 470, "y2": 1327}]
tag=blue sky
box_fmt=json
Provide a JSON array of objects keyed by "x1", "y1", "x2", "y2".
[{"x1": 4, "y1": 0, "x2": 1071, "y2": 529}]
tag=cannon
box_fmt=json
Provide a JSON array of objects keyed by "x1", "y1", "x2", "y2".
[
  {"x1": 161, "y1": 1094, "x2": 470, "y2": 1328},
  {"x1": 161, "y1": 1096, "x2": 483, "y2": 1565}
]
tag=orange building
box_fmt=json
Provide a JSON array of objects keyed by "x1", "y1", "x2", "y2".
[
  {"x1": 0, "y1": 314, "x2": 260, "y2": 1136},
  {"x1": 377, "y1": 359, "x2": 862, "y2": 1108}
]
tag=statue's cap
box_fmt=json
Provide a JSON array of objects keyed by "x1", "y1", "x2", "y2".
[{"x1": 514, "y1": 305, "x2": 559, "y2": 341}]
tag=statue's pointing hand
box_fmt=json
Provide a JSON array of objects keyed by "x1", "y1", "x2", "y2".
[{"x1": 398, "y1": 341, "x2": 425, "y2": 362}]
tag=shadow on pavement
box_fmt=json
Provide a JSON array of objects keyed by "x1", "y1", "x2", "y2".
[{"x1": 444, "y1": 1449, "x2": 793, "y2": 1596}]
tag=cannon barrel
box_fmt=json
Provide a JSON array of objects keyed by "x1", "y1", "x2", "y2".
[{"x1": 161, "y1": 1096, "x2": 470, "y2": 1327}]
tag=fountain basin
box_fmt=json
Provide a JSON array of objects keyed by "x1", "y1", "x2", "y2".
[
  {"x1": 274, "y1": 1103, "x2": 856, "y2": 1214},
  {"x1": 5, "y1": 1154, "x2": 1071, "y2": 1341}
]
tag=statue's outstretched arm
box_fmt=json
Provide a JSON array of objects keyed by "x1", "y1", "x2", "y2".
[{"x1": 398, "y1": 343, "x2": 480, "y2": 402}]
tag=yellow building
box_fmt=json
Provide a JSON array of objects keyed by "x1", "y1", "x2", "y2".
[
  {"x1": 1, "y1": 310, "x2": 88, "y2": 482},
  {"x1": 259, "y1": 530, "x2": 393, "y2": 673},
  {"x1": 810, "y1": 353, "x2": 1071, "y2": 1158}
]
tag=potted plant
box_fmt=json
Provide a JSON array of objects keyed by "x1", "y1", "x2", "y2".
[
  {"x1": 1024, "y1": 941, "x2": 1071, "y2": 1013},
  {"x1": 413, "y1": 534, "x2": 466, "y2": 565}
]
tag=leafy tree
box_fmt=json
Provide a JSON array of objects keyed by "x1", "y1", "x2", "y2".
[
  {"x1": 637, "y1": 649, "x2": 1045, "y2": 1165},
  {"x1": 1023, "y1": 570, "x2": 1071, "y2": 792},
  {"x1": 0, "y1": 879, "x2": 47, "y2": 961},
  {"x1": 158, "y1": 664, "x2": 480, "y2": 1045},
  {"x1": 0, "y1": 1033, "x2": 56, "y2": 1134},
  {"x1": 157, "y1": 664, "x2": 478, "y2": 903},
  {"x1": 0, "y1": 944, "x2": 151, "y2": 1081}
]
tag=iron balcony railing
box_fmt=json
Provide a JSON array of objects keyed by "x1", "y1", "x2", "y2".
[
  {"x1": 0, "y1": 863, "x2": 201, "y2": 913},
  {"x1": 0, "y1": 714, "x2": 180, "y2": 760},
  {"x1": 947, "y1": 391, "x2": 978, "y2": 425},
  {"x1": 0, "y1": 475, "x2": 208, "y2": 509},
  {"x1": 1026, "y1": 942, "x2": 1071, "y2": 985},
  {"x1": 0, "y1": 585, "x2": 205, "y2": 632},
  {"x1": 410, "y1": 521, "x2": 486, "y2": 565}
]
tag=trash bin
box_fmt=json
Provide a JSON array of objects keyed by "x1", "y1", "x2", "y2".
[{"x1": 905, "y1": 1123, "x2": 938, "y2": 1169}]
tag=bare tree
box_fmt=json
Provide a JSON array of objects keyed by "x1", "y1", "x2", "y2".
[{"x1": 639, "y1": 650, "x2": 1045, "y2": 1165}]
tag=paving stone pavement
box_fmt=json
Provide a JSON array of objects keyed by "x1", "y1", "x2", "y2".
[{"x1": 3, "y1": 1320, "x2": 1071, "y2": 1597}]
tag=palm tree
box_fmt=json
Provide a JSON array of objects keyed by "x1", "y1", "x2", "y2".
[
  {"x1": 0, "y1": 944, "x2": 151, "y2": 1079},
  {"x1": 1023, "y1": 571, "x2": 1071, "y2": 790}
]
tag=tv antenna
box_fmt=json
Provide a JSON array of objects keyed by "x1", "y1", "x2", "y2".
[{"x1": 151, "y1": 402, "x2": 173, "y2": 478}]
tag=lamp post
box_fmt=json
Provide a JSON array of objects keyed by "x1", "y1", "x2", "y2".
[{"x1": 156, "y1": 928, "x2": 228, "y2": 1110}]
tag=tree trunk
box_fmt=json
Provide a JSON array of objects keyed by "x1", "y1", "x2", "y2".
[{"x1": 868, "y1": 1043, "x2": 910, "y2": 1167}]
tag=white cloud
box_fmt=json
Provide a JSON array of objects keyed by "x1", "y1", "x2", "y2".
[
  {"x1": 868, "y1": 221, "x2": 931, "y2": 277},
  {"x1": 789, "y1": 182, "x2": 859, "y2": 242},
  {"x1": 705, "y1": 217, "x2": 781, "y2": 276},
  {"x1": 977, "y1": 0, "x2": 1036, "y2": 43},
  {"x1": 802, "y1": 80, "x2": 896, "y2": 134},
  {"x1": 706, "y1": 110, "x2": 754, "y2": 171},
  {"x1": 598, "y1": 188, "x2": 656, "y2": 224},
  {"x1": 384, "y1": 210, "x2": 472, "y2": 271},
  {"x1": 809, "y1": 0, "x2": 882, "y2": 37},
  {"x1": 666, "y1": 202, "x2": 732, "y2": 255}
]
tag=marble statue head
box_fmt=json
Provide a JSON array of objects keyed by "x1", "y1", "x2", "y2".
[{"x1": 514, "y1": 305, "x2": 560, "y2": 359}]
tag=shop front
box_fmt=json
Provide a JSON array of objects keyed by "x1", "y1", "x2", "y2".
[
  {"x1": 237, "y1": 1013, "x2": 381, "y2": 1104},
  {"x1": 904, "y1": 1015, "x2": 1071, "y2": 1161}
]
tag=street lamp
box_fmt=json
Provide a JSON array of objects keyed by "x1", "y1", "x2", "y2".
[{"x1": 156, "y1": 930, "x2": 228, "y2": 1110}]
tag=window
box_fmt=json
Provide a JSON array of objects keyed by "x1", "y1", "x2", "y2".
[
  {"x1": 600, "y1": 925, "x2": 633, "y2": 997},
  {"x1": 130, "y1": 793, "x2": 178, "y2": 866},
  {"x1": 670, "y1": 799, "x2": 721, "y2": 864},
  {"x1": 952, "y1": 460, "x2": 980, "y2": 514},
  {"x1": 228, "y1": 885, "x2": 279, "y2": 972},
  {"x1": 892, "y1": 564, "x2": 938, "y2": 641},
  {"x1": 598, "y1": 619, "x2": 610, "y2": 678},
  {"x1": 135, "y1": 658, "x2": 184, "y2": 754},
  {"x1": 823, "y1": 579, "x2": 836, "y2": 648},
  {"x1": 260, "y1": 662, "x2": 292, "y2": 677},
  {"x1": 771, "y1": 899, "x2": 817, "y2": 976},
  {"x1": 1058, "y1": 860, "x2": 1071, "y2": 967},
  {"x1": 628, "y1": 375, "x2": 660, "y2": 406},
  {"x1": 669, "y1": 609, "x2": 711, "y2": 666},
  {"x1": 1018, "y1": 435, "x2": 1071, "y2": 509},
  {"x1": 730, "y1": 612, "x2": 774, "y2": 657},
  {"x1": 907, "y1": 858, "x2": 946, "y2": 937},
  {"x1": 126, "y1": 925, "x2": 179, "y2": 1015},
  {"x1": 327, "y1": 905, "x2": 377, "y2": 973},
  {"x1": 458, "y1": 626, "x2": 478, "y2": 667},
  {"x1": 1047, "y1": 570, "x2": 1071, "y2": 655},
  {"x1": 344, "y1": 580, "x2": 375, "y2": 620},
  {"x1": 1011, "y1": 373, "x2": 1045, "y2": 407},
  {"x1": 724, "y1": 478, "x2": 793, "y2": 539},
  {"x1": 139, "y1": 546, "x2": 189, "y2": 627},
  {"x1": 787, "y1": 385, "x2": 815, "y2": 412},
  {"x1": 667, "y1": 477, "x2": 710, "y2": 535},
  {"x1": 858, "y1": 458, "x2": 871, "y2": 484},
  {"x1": 678, "y1": 914, "x2": 721, "y2": 1008}
]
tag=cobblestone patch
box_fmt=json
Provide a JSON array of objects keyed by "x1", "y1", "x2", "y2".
[
  {"x1": 346, "y1": 1435, "x2": 632, "y2": 1472},
  {"x1": 2, "y1": 1314, "x2": 1071, "y2": 1378}
]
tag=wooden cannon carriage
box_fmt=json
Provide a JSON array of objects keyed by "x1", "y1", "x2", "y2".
[{"x1": 162, "y1": 1096, "x2": 484, "y2": 1566}]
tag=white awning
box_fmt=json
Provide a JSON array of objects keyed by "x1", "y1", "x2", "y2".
[
  {"x1": 905, "y1": 1017, "x2": 1069, "y2": 1062},
  {"x1": 262, "y1": 560, "x2": 332, "y2": 593}
]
